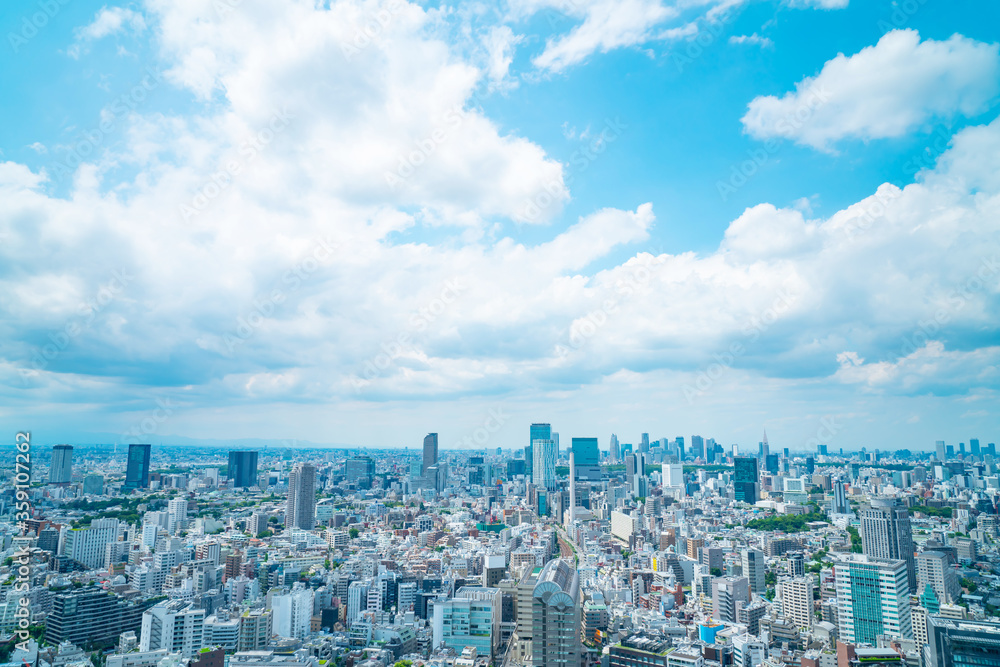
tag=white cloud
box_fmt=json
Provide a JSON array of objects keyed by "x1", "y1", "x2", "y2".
[
  {"x1": 69, "y1": 6, "x2": 147, "y2": 58},
  {"x1": 2, "y1": 0, "x2": 1000, "y2": 446},
  {"x1": 742, "y1": 30, "x2": 1000, "y2": 151},
  {"x1": 483, "y1": 25, "x2": 522, "y2": 90},
  {"x1": 729, "y1": 33, "x2": 773, "y2": 48},
  {"x1": 787, "y1": 0, "x2": 848, "y2": 9}
]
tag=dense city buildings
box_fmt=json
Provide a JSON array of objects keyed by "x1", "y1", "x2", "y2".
[{"x1": 7, "y1": 432, "x2": 1000, "y2": 667}]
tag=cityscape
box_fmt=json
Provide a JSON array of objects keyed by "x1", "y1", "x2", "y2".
[
  {"x1": 2, "y1": 1, "x2": 1000, "y2": 667},
  {"x1": 3, "y1": 431, "x2": 1000, "y2": 667}
]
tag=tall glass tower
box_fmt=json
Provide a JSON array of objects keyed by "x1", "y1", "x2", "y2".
[
  {"x1": 125, "y1": 443, "x2": 151, "y2": 490},
  {"x1": 228, "y1": 450, "x2": 259, "y2": 488}
]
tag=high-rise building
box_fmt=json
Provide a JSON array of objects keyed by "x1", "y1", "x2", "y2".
[
  {"x1": 433, "y1": 586, "x2": 501, "y2": 660},
  {"x1": 777, "y1": 576, "x2": 814, "y2": 629},
  {"x1": 692, "y1": 435, "x2": 705, "y2": 461},
  {"x1": 571, "y1": 437, "x2": 601, "y2": 481},
  {"x1": 832, "y1": 481, "x2": 850, "y2": 514},
  {"x1": 228, "y1": 451, "x2": 259, "y2": 488},
  {"x1": 125, "y1": 444, "x2": 151, "y2": 490},
  {"x1": 272, "y1": 585, "x2": 314, "y2": 639},
  {"x1": 532, "y1": 438, "x2": 557, "y2": 492},
  {"x1": 860, "y1": 497, "x2": 916, "y2": 591},
  {"x1": 971, "y1": 438, "x2": 981, "y2": 456},
  {"x1": 528, "y1": 424, "x2": 551, "y2": 479},
  {"x1": 610, "y1": 434, "x2": 620, "y2": 462},
  {"x1": 712, "y1": 576, "x2": 750, "y2": 623},
  {"x1": 936, "y1": 440, "x2": 947, "y2": 460},
  {"x1": 286, "y1": 463, "x2": 317, "y2": 530},
  {"x1": 926, "y1": 617, "x2": 1000, "y2": 667},
  {"x1": 83, "y1": 474, "x2": 104, "y2": 495},
  {"x1": 530, "y1": 559, "x2": 580, "y2": 667},
  {"x1": 639, "y1": 433, "x2": 649, "y2": 453},
  {"x1": 347, "y1": 581, "x2": 371, "y2": 628},
  {"x1": 834, "y1": 554, "x2": 912, "y2": 644},
  {"x1": 742, "y1": 549, "x2": 766, "y2": 594},
  {"x1": 167, "y1": 498, "x2": 188, "y2": 534},
  {"x1": 345, "y1": 456, "x2": 375, "y2": 485},
  {"x1": 140, "y1": 600, "x2": 206, "y2": 657},
  {"x1": 62, "y1": 518, "x2": 121, "y2": 570},
  {"x1": 48, "y1": 589, "x2": 153, "y2": 646},
  {"x1": 50, "y1": 444, "x2": 73, "y2": 484},
  {"x1": 423, "y1": 433, "x2": 439, "y2": 476},
  {"x1": 917, "y1": 551, "x2": 961, "y2": 604},
  {"x1": 734, "y1": 457, "x2": 758, "y2": 504}
]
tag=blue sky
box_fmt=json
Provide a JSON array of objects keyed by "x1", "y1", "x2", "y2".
[{"x1": 1, "y1": 0, "x2": 998, "y2": 452}]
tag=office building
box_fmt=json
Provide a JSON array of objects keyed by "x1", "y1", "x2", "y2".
[
  {"x1": 530, "y1": 559, "x2": 580, "y2": 667},
  {"x1": 62, "y1": 517, "x2": 121, "y2": 570},
  {"x1": 433, "y1": 586, "x2": 501, "y2": 660},
  {"x1": 83, "y1": 474, "x2": 104, "y2": 495},
  {"x1": 286, "y1": 463, "x2": 317, "y2": 530},
  {"x1": 734, "y1": 457, "x2": 758, "y2": 504},
  {"x1": 50, "y1": 444, "x2": 73, "y2": 484},
  {"x1": 228, "y1": 451, "x2": 259, "y2": 488},
  {"x1": 926, "y1": 617, "x2": 1000, "y2": 667},
  {"x1": 140, "y1": 600, "x2": 205, "y2": 657},
  {"x1": 936, "y1": 440, "x2": 946, "y2": 461},
  {"x1": 610, "y1": 434, "x2": 620, "y2": 462},
  {"x1": 533, "y1": 438, "x2": 557, "y2": 492},
  {"x1": 345, "y1": 456, "x2": 375, "y2": 485},
  {"x1": 832, "y1": 482, "x2": 850, "y2": 514},
  {"x1": 528, "y1": 423, "x2": 551, "y2": 479},
  {"x1": 571, "y1": 437, "x2": 601, "y2": 481},
  {"x1": 860, "y1": 497, "x2": 916, "y2": 591},
  {"x1": 834, "y1": 554, "x2": 912, "y2": 644},
  {"x1": 125, "y1": 444, "x2": 151, "y2": 490},
  {"x1": 610, "y1": 635, "x2": 672, "y2": 667},
  {"x1": 742, "y1": 549, "x2": 766, "y2": 594},
  {"x1": 778, "y1": 576, "x2": 814, "y2": 629},
  {"x1": 423, "y1": 433, "x2": 439, "y2": 475},
  {"x1": 272, "y1": 586, "x2": 314, "y2": 640},
  {"x1": 238, "y1": 610, "x2": 272, "y2": 651},
  {"x1": 712, "y1": 576, "x2": 750, "y2": 623},
  {"x1": 48, "y1": 589, "x2": 153, "y2": 646},
  {"x1": 917, "y1": 551, "x2": 961, "y2": 604}
]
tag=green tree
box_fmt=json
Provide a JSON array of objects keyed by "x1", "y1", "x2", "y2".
[{"x1": 349, "y1": 527, "x2": 360, "y2": 539}]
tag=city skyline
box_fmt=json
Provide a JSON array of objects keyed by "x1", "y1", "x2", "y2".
[{"x1": 1, "y1": 1, "x2": 999, "y2": 449}]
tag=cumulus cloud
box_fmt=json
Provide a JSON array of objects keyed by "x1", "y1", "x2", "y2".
[
  {"x1": 69, "y1": 6, "x2": 147, "y2": 58},
  {"x1": 742, "y1": 30, "x2": 1000, "y2": 151},
  {"x1": 2, "y1": 0, "x2": 1000, "y2": 445}
]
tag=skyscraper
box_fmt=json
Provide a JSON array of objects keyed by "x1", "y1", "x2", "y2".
[
  {"x1": 691, "y1": 435, "x2": 705, "y2": 461},
  {"x1": 422, "y1": 433, "x2": 438, "y2": 475},
  {"x1": 228, "y1": 451, "x2": 259, "y2": 488},
  {"x1": 777, "y1": 575, "x2": 815, "y2": 630},
  {"x1": 834, "y1": 554, "x2": 912, "y2": 643},
  {"x1": 125, "y1": 444, "x2": 151, "y2": 490},
  {"x1": 610, "y1": 434, "x2": 620, "y2": 462},
  {"x1": 639, "y1": 433, "x2": 649, "y2": 453},
  {"x1": 926, "y1": 617, "x2": 1000, "y2": 667},
  {"x1": 971, "y1": 438, "x2": 981, "y2": 456},
  {"x1": 916, "y1": 551, "x2": 961, "y2": 604},
  {"x1": 50, "y1": 444, "x2": 73, "y2": 484},
  {"x1": 286, "y1": 463, "x2": 317, "y2": 530},
  {"x1": 530, "y1": 559, "x2": 580, "y2": 667},
  {"x1": 935, "y1": 440, "x2": 946, "y2": 460},
  {"x1": 860, "y1": 497, "x2": 916, "y2": 591},
  {"x1": 734, "y1": 456, "x2": 758, "y2": 504},
  {"x1": 528, "y1": 423, "x2": 551, "y2": 479},
  {"x1": 571, "y1": 437, "x2": 601, "y2": 481},
  {"x1": 532, "y1": 439, "x2": 557, "y2": 492},
  {"x1": 742, "y1": 549, "x2": 766, "y2": 594}
]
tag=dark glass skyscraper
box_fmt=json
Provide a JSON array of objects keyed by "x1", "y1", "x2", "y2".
[
  {"x1": 228, "y1": 450, "x2": 259, "y2": 488},
  {"x1": 124, "y1": 443, "x2": 151, "y2": 490},
  {"x1": 861, "y1": 497, "x2": 917, "y2": 591},
  {"x1": 422, "y1": 433, "x2": 438, "y2": 475},
  {"x1": 50, "y1": 444, "x2": 73, "y2": 484},
  {"x1": 734, "y1": 456, "x2": 758, "y2": 504},
  {"x1": 571, "y1": 437, "x2": 601, "y2": 481}
]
